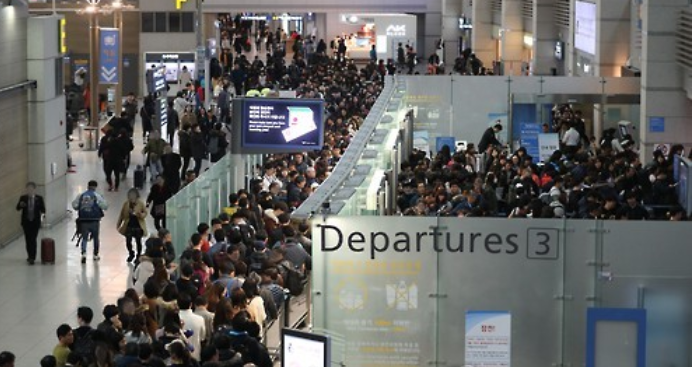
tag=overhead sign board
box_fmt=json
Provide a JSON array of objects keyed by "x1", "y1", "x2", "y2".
[{"x1": 98, "y1": 28, "x2": 119, "y2": 84}]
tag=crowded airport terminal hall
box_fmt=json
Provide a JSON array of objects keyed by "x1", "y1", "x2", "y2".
[{"x1": 0, "y1": 0, "x2": 691, "y2": 366}]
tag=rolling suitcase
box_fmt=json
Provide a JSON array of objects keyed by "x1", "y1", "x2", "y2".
[
  {"x1": 41, "y1": 238, "x2": 56, "y2": 264},
  {"x1": 134, "y1": 165, "x2": 146, "y2": 189}
]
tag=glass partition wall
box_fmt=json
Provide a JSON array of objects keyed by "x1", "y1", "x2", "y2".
[
  {"x1": 165, "y1": 153, "x2": 262, "y2": 254},
  {"x1": 310, "y1": 216, "x2": 691, "y2": 367},
  {"x1": 398, "y1": 75, "x2": 640, "y2": 157}
]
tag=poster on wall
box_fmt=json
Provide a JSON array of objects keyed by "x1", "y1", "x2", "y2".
[
  {"x1": 653, "y1": 143, "x2": 671, "y2": 156},
  {"x1": 465, "y1": 311, "x2": 512, "y2": 367},
  {"x1": 436, "y1": 137, "x2": 456, "y2": 155},
  {"x1": 488, "y1": 113, "x2": 508, "y2": 146},
  {"x1": 538, "y1": 133, "x2": 560, "y2": 163},
  {"x1": 413, "y1": 130, "x2": 430, "y2": 156},
  {"x1": 312, "y1": 217, "x2": 438, "y2": 366},
  {"x1": 519, "y1": 123, "x2": 542, "y2": 159}
]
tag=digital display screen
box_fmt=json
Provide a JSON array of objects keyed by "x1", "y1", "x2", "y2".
[
  {"x1": 575, "y1": 1, "x2": 597, "y2": 55},
  {"x1": 241, "y1": 98, "x2": 324, "y2": 153},
  {"x1": 282, "y1": 329, "x2": 330, "y2": 367}
]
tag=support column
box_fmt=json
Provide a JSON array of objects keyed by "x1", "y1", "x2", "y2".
[
  {"x1": 501, "y1": 0, "x2": 524, "y2": 75},
  {"x1": 595, "y1": 0, "x2": 630, "y2": 76},
  {"x1": 533, "y1": 0, "x2": 557, "y2": 75},
  {"x1": 638, "y1": 0, "x2": 692, "y2": 162},
  {"x1": 441, "y1": 0, "x2": 462, "y2": 66},
  {"x1": 89, "y1": 12, "x2": 99, "y2": 134},
  {"x1": 26, "y1": 16, "x2": 68, "y2": 226},
  {"x1": 423, "y1": 0, "x2": 443, "y2": 63},
  {"x1": 472, "y1": 0, "x2": 495, "y2": 65}
]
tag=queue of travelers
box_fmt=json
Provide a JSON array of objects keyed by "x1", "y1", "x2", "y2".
[
  {"x1": 8, "y1": 20, "x2": 387, "y2": 365},
  {"x1": 397, "y1": 105, "x2": 688, "y2": 221},
  {"x1": 27, "y1": 197, "x2": 312, "y2": 367}
]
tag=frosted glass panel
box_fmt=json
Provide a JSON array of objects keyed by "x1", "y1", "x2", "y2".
[
  {"x1": 312, "y1": 217, "x2": 438, "y2": 367},
  {"x1": 595, "y1": 321, "x2": 637, "y2": 367}
]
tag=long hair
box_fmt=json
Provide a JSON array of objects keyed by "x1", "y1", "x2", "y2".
[{"x1": 213, "y1": 298, "x2": 234, "y2": 329}]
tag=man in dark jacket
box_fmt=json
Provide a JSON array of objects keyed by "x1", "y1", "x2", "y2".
[
  {"x1": 122, "y1": 93, "x2": 138, "y2": 129},
  {"x1": 478, "y1": 124, "x2": 503, "y2": 152},
  {"x1": 207, "y1": 123, "x2": 228, "y2": 163},
  {"x1": 231, "y1": 64, "x2": 247, "y2": 96},
  {"x1": 178, "y1": 124, "x2": 193, "y2": 180},
  {"x1": 114, "y1": 129, "x2": 134, "y2": 181},
  {"x1": 217, "y1": 84, "x2": 230, "y2": 124},
  {"x1": 166, "y1": 101, "x2": 179, "y2": 145},
  {"x1": 16, "y1": 182, "x2": 46, "y2": 265},
  {"x1": 190, "y1": 124, "x2": 207, "y2": 177},
  {"x1": 161, "y1": 144, "x2": 182, "y2": 194},
  {"x1": 98, "y1": 130, "x2": 121, "y2": 191}
]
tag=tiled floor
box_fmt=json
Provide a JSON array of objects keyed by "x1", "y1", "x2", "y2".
[{"x1": 0, "y1": 126, "x2": 189, "y2": 365}]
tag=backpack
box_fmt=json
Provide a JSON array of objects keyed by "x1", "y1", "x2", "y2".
[
  {"x1": 72, "y1": 328, "x2": 96, "y2": 365},
  {"x1": 191, "y1": 269, "x2": 207, "y2": 295},
  {"x1": 78, "y1": 192, "x2": 104, "y2": 220},
  {"x1": 279, "y1": 262, "x2": 306, "y2": 296},
  {"x1": 215, "y1": 277, "x2": 242, "y2": 298},
  {"x1": 229, "y1": 224, "x2": 255, "y2": 247}
]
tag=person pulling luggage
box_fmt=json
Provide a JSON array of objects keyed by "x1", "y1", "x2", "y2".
[{"x1": 16, "y1": 182, "x2": 45, "y2": 265}]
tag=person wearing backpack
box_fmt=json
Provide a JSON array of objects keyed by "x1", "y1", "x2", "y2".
[
  {"x1": 247, "y1": 241, "x2": 268, "y2": 274},
  {"x1": 72, "y1": 180, "x2": 108, "y2": 264},
  {"x1": 72, "y1": 307, "x2": 96, "y2": 366},
  {"x1": 214, "y1": 260, "x2": 243, "y2": 297},
  {"x1": 281, "y1": 227, "x2": 311, "y2": 272}
]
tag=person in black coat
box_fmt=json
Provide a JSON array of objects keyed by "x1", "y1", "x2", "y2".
[
  {"x1": 16, "y1": 182, "x2": 46, "y2": 265},
  {"x1": 190, "y1": 124, "x2": 207, "y2": 177},
  {"x1": 178, "y1": 124, "x2": 193, "y2": 180},
  {"x1": 166, "y1": 102, "x2": 179, "y2": 145},
  {"x1": 140, "y1": 95, "x2": 155, "y2": 141},
  {"x1": 98, "y1": 130, "x2": 121, "y2": 191},
  {"x1": 161, "y1": 145, "x2": 182, "y2": 194},
  {"x1": 478, "y1": 124, "x2": 503, "y2": 153},
  {"x1": 146, "y1": 176, "x2": 172, "y2": 230}
]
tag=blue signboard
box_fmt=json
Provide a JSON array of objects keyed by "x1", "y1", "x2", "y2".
[
  {"x1": 519, "y1": 123, "x2": 542, "y2": 159},
  {"x1": 99, "y1": 28, "x2": 120, "y2": 84},
  {"x1": 649, "y1": 116, "x2": 665, "y2": 133},
  {"x1": 436, "y1": 136, "x2": 456, "y2": 154}
]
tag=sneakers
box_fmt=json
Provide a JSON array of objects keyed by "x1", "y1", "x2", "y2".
[
  {"x1": 126, "y1": 253, "x2": 135, "y2": 263},
  {"x1": 81, "y1": 255, "x2": 86, "y2": 264},
  {"x1": 93, "y1": 255, "x2": 100, "y2": 261}
]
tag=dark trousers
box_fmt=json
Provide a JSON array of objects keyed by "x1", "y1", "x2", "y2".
[
  {"x1": 126, "y1": 234, "x2": 143, "y2": 256},
  {"x1": 181, "y1": 156, "x2": 191, "y2": 180},
  {"x1": 22, "y1": 222, "x2": 40, "y2": 261},
  {"x1": 234, "y1": 83, "x2": 243, "y2": 96},
  {"x1": 220, "y1": 107, "x2": 230, "y2": 124},
  {"x1": 122, "y1": 154, "x2": 131, "y2": 178},
  {"x1": 104, "y1": 161, "x2": 120, "y2": 189},
  {"x1": 153, "y1": 216, "x2": 166, "y2": 231},
  {"x1": 80, "y1": 221, "x2": 101, "y2": 255},
  {"x1": 168, "y1": 130, "x2": 176, "y2": 145},
  {"x1": 193, "y1": 157, "x2": 203, "y2": 177}
]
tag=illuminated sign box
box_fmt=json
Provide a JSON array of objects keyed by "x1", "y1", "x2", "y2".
[{"x1": 237, "y1": 98, "x2": 325, "y2": 154}]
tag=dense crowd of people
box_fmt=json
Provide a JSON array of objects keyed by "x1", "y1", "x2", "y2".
[
  {"x1": 397, "y1": 105, "x2": 687, "y2": 220},
  {"x1": 8, "y1": 18, "x2": 388, "y2": 367}
]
